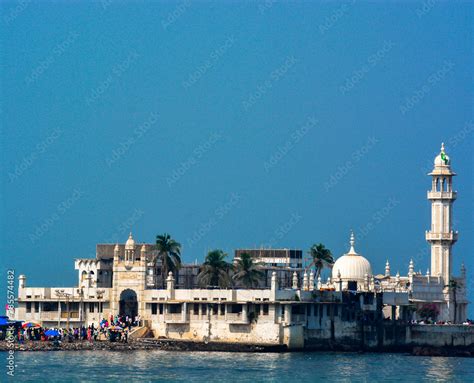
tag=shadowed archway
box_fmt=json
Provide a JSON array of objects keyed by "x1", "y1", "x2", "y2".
[{"x1": 119, "y1": 289, "x2": 138, "y2": 318}]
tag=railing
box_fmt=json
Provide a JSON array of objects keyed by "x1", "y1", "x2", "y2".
[
  {"x1": 427, "y1": 191, "x2": 456, "y2": 200},
  {"x1": 425, "y1": 231, "x2": 458, "y2": 241},
  {"x1": 38, "y1": 312, "x2": 59, "y2": 320},
  {"x1": 164, "y1": 313, "x2": 187, "y2": 323},
  {"x1": 226, "y1": 313, "x2": 248, "y2": 324}
]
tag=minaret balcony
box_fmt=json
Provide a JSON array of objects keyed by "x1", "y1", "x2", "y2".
[
  {"x1": 427, "y1": 191, "x2": 457, "y2": 200},
  {"x1": 425, "y1": 231, "x2": 458, "y2": 242}
]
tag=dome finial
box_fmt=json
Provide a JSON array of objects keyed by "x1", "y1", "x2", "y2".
[
  {"x1": 441, "y1": 142, "x2": 445, "y2": 153},
  {"x1": 348, "y1": 230, "x2": 356, "y2": 254}
]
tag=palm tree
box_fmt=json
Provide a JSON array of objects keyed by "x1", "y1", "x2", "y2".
[
  {"x1": 233, "y1": 252, "x2": 265, "y2": 288},
  {"x1": 307, "y1": 243, "x2": 334, "y2": 279},
  {"x1": 155, "y1": 233, "x2": 182, "y2": 288},
  {"x1": 198, "y1": 249, "x2": 231, "y2": 288}
]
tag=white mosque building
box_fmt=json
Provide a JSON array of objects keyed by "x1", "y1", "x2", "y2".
[{"x1": 14, "y1": 144, "x2": 470, "y2": 349}]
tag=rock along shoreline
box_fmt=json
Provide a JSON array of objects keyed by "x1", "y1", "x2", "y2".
[{"x1": 1, "y1": 339, "x2": 473, "y2": 357}]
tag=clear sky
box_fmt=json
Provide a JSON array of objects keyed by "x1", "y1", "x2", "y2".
[{"x1": 1, "y1": 2, "x2": 472, "y2": 314}]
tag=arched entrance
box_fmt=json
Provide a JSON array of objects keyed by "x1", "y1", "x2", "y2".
[{"x1": 119, "y1": 289, "x2": 138, "y2": 318}]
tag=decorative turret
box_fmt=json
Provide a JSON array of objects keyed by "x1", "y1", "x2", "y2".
[
  {"x1": 309, "y1": 270, "x2": 315, "y2": 291},
  {"x1": 292, "y1": 272, "x2": 298, "y2": 290},
  {"x1": 19, "y1": 275, "x2": 26, "y2": 290},
  {"x1": 166, "y1": 271, "x2": 175, "y2": 300},
  {"x1": 114, "y1": 243, "x2": 120, "y2": 261},
  {"x1": 271, "y1": 271, "x2": 278, "y2": 290},
  {"x1": 166, "y1": 271, "x2": 175, "y2": 290},
  {"x1": 125, "y1": 232, "x2": 136, "y2": 263},
  {"x1": 385, "y1": 260, "x2": 390, "y2": 277},
  {"x1": 303, "y1": 271, "x2": 309, "y2": 291},
  {"x1": 426, "y1": 269, "x2": 430, "y2": 284},
  {"x1": 408, "y1": 259, "x2": 414, "y2": 277},
  {"x1": 140, "y1": 244, "x2": 147, "y2": 265}
]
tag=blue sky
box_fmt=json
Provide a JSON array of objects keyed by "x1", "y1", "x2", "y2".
[{"x1": 1, "y1": 2, "x2": 472, "y2": 313}]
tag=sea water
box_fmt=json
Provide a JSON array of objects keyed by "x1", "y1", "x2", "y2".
[{"x1": 2, "y1": 351, "x2": 474, "y2": 382}]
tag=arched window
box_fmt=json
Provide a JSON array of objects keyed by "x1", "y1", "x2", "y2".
[{"x1": 89, "y1": 271, "x2": 95, "y2": 287}]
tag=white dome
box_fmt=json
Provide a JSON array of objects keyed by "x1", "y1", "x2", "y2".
[
  {"x1": 434, "y1": 143, "x2": 450, "y2": 166},
  {"x1": 125, "y1": 232, "x2": 135, "y2": 249},
  {"x1": 332, "y1": 254, "x2": 372, "y2": 282},
  {"x1": 332, "y1": 232, "x2": 372, "y2": 282}
]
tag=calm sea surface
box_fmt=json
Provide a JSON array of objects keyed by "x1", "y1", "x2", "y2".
[{"x1": 2, "y1": 351, "x2": 474, "y2": 382}]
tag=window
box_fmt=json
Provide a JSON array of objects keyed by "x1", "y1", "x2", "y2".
[
  {"x1": 326, "y1": 305, "x2": 331, "y2": 316},
  {"x1": 291, "y1": 305, "x2": 305, "y2": 315},
  {"x1": 319, "y1": 305, "x2": 324, "y2": 317},
  {"x1": 159, "y1": 304, "x2": 164, "y2": 315},
  {"x1": 26, "y1": 302, "x2": 31, "y2": 313},
  {"x1": 43, "y1": 302, "x2": 58, "y2": 312},
  {"x1": 193, "y1": 304, "x2": 199, "y2": 315},
  {"x1": 89, "y1": 302, "x2": 95, "y2": 313},
  {"x1": 151, "y1": 303, "x2": 158, "y2": 315},
  {"x1": 202, "y1": 304, "x2": 207, "y2": 315},
  {"x1": 230, "y1": 304, "x2": 242, "y2": 314},
  {"x1": 212, "y1": 304, "x2": 218, "y2": 315},
  {"x1": 262, "y1": 304, "x2": 269, "y2": 315},
  {"x1": 169, "y1": 304, "x2": 181, "y2": 314},
  {"x1": 334, "y1": 305, "x2": 339, "y2": 316},
  {"x1": 34, "y1": 302, "x2": 39, "y2": 312},
  {"x1": 220, "y1": 304, "x2": 225, "y2": 316}
]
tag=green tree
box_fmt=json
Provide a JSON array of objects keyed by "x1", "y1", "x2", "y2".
[
  {"x1": 307, "y1": 243, "x2": 334, "y2": 279},
  {"x1": 198, "y1": 249, "x2": 231, "y2": 288},
  {"x1": 155, "y1": 233, "x2": 182, "y2": 288},
  {"x1": 233, "y1": 252, "x2": 265, "y2": 288}
]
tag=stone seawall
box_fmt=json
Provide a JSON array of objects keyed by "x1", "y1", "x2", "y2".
[{"x1": 0, "y1": 339, "x2": 285, "y2": 353}]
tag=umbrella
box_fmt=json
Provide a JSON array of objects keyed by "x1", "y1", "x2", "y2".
[
  {"x1": 44, "y1": 329, "x2": 60, "y2": 337},
  {"x1": 22, "y1": 321, "x2": 41, "y2": 329},
  {"x1": 109, "y1": 325, "x2": 123, "y2": 331}
]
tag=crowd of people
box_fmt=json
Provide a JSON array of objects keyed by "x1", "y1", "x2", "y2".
[
  {"x1": 409, "y1": 318, "x2": 474, "y2": 325},
  {"x1": 15, "y1": 314, "x2": 141, "y2": 343}
]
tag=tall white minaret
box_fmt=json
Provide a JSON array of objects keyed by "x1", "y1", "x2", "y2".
[{"x1": 426, "y1": 143, "x2": 458, "y2": 285}]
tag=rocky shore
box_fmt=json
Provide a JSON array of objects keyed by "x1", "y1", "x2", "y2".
[
  {"x1": 0, "y1": 339, "x2": 285, "y2": 353},
  {"x1": 1, "y1": 339, "x2": 473, "y2": 356}
]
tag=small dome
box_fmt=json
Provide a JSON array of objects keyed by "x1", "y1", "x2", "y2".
[
  {"x1": 332, "y1": 232, "x2": 372, "y2": 282},
  {"x1": 125, "y1": 232, "x2": 135, "y2": 249},
  {"x1": 434, "y1": 143, "x2": 450, "y2": 166}
]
